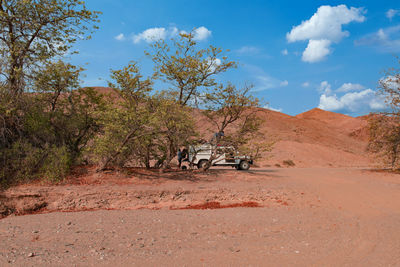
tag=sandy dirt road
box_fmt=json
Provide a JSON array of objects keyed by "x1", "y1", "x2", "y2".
[{"x1": 1, "y1": 167, "x2": 400, "y2": 266}]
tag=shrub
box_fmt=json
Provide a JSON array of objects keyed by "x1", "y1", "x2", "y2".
[{"x1": 39, "y1": 146, "x2": 72, "y2": 182}]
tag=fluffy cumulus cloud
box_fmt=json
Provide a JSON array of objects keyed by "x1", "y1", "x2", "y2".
[
  {"x1": 133, "y1": 27, "x2": 167, "y2": 43},
  {"x1": 386, "y1": 9, "x2": 399, "y2": 20},
  {"x1": 302, "y1": 39, "x2": 332, "y2": 63},
  {"x1": 192, "y1": 26, "x2": 212, "y2": 41},
  {"x1": 317, "y1": 81, "x2": 386, "y2": 114},
  {"x1": 281, "y1": 49, "x2": 288, "y2": 55},
  {"x1": 287, "y1": 5, "x2": 365, "y2": 63},
  {"x1": 355, "y1": 25, "x2": 400, "y2": 53},
  {"x1": 128, "y1": 26, "x2": 211, "y2": 44}
]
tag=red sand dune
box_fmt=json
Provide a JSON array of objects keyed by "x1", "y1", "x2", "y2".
[{"x1": 259, "y1": 108, "x2": 371, "y2": 167}]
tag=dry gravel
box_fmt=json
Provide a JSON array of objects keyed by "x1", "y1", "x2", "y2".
[{"x1": 1, "y1": 167, "x2": 400, "y2": 266}]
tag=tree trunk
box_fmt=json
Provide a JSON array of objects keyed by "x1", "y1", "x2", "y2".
[
  {"x1": 145, "y1": 145, "x2": 151, "y2": 169},
  {"x1": 97, "y1": 128, "x2": 139, "y2": 172}
]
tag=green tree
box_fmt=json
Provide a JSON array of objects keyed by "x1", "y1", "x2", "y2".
[
  {"x1": 200, "y1": 83, "x2": 267, "y2": 169},
  {"x1": 91, "y1": 62, "x2": 198, "y2": 170},
  {"x1": 0, "y1": 0, "x2": 100, "y2": 95},
  {"x1": 0, "y1": 0, "x2": 101, "y2": 187},
  {"x1": 150, "y1": 92, "x2": 197, "y2": 168},
  {"x1": 147, "y1": 31, "x2": 236, "y2": 106},
  {"x1": 92, "y1": 63, "x2": 154, "y2": 171},
  {"x1": 31, "y1": 61, "x2": 105, "y2": 163}
]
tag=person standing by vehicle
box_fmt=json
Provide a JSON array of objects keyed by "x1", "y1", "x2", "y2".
[
  {"x1": 178, "y1": 148, "x2": 188, "y2": 169},
  {"x1": 210, "y1": 131, "x2": 224, "y2": 145},
  {"x1": 178, "y1": 149, "x2": 183, "y2": 168}
]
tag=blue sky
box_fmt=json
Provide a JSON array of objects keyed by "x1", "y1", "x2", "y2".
[{"x1": 69, "y1": 0, "x2": 400, "y2": 116}]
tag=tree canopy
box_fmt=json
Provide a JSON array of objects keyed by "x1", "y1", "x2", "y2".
[{"x1": 0, "y1": 0, "x2": 100, "y2": 95}]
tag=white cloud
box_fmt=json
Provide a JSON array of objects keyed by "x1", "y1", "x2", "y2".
[
  {"x1": 280, "y1": 80, "x2": 289, "y2": 87},
  {"x1": 317, "y1": 81, "x2": 387, "y2": 113},
  {"x1": 302, "y1": 82, "x2": 310, "y2": 87},
  {"x1": 131, "y1": 26, "x2": 211, "y2": 44},
  {"x1": 287, "y1": 5, "x2": 365, "y2": 43},
  {"x1": 133, "y1": 27, "x2": 167, "y2": 44},
  {"x1": 318, "y1": 81, "x2": 332, "y2": 95},
  {"x1": 336, "y1": 83, "x2": 365, "y2": 92},
  {"x1": 287, "y1": 5, "x2": 365, "y2": 63},
  {"x1": 318, "y1": 89, "x2": 386, "y2": 112},
  {"x1": 281, "y1": 49, "x2": 288, "y2": 55},
  {"x1": 355, "y1": 25, "x2": 400, "y2": 53},
  {"x1": 263, "y1": 105, "x2": 283, "y2": 112},
  {"x1": 193, "y1": 26, "x2": 212, "y2": 41},
  {"x1": 115, "y1": 33, "x2": 125, "y2": 41},
  {"x1": 386, "y1": 9, "x2": 399, "y2": 20},
  {"x1": 302, "y1": 39, "x2": 332, "y2": 63}
]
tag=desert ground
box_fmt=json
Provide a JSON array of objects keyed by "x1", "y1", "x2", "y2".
[
  {"x1": 1, "y1": 106, "x2": 399, "y2": 266},
  {"x1": 1, "y1": 166, "x2": 400, "y2": 266}
]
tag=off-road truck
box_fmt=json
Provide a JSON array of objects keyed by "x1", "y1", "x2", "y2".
[{"x1": 182, "y1": 144, "x2": 253, "y2": 170}]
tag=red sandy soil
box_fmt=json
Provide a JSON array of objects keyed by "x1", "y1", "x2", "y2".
[
  {"x1": 2, "y1": 88, "x2": 396, "y2": 265},
  {"x1": 1, "y1": 167, "x2": 400, "y2": 266},
  {"x1": 259, "y1": 108, "x2": 372, "y2": 168}
]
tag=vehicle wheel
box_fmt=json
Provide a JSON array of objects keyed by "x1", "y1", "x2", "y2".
[
  {"x1": 239, "y1": 160, "x2": 250, "y2": 171},
  {"x1": 181, "y1": 166, "x2": 187, "y2": 170},
  {"x1": 197, "y1": 160, "x2": 209, "y2": 169}
]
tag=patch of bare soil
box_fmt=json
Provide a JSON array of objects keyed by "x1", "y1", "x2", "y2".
[
  {"x1": 1, "y1": 167, "x2": 400, "y2": 266},
  {"x1": 0, "y1": 167, "x2": 299, "y2": 218}
]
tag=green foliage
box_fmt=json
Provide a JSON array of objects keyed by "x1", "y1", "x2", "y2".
[
  {"x1": 0, "y1": 141, "x2": 71, "y2": 187},
  {"x1": 0, "y1": 61, "x2": 105, "y2": 188},
  {"x1": 91, "y1": 62, "x2": 154, "y2": 170},
  {"x1": 0, "y1": 0, "x2": 101, "y2": 94},
  {"x1": 30, "y1": 61, "x2": 105, "y2": 163},
  {"x1": 90, "y1": 62, "x2": 198, "y2": 170},
  {"x1": 0, "y1": 1, "x2": 101, "y2": 188},
  {"x1": 203, "y1": 83, "x2": 260, "y2": 133},
  {"x1": 147, "y1": 31, "x2": 236, "y2": 106},
  {"x1": 201, "y1": 83, "x2": 268, "y2": 168},
  {"x1": 39, "y1": 145, "x2": 72, "y2": 182},
  {"x1": 0, "y1": 140, "x2": 42, "y2": 187},
  {"x1": 149, "y1": 92, "x2": 198, "y2": 167}
]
